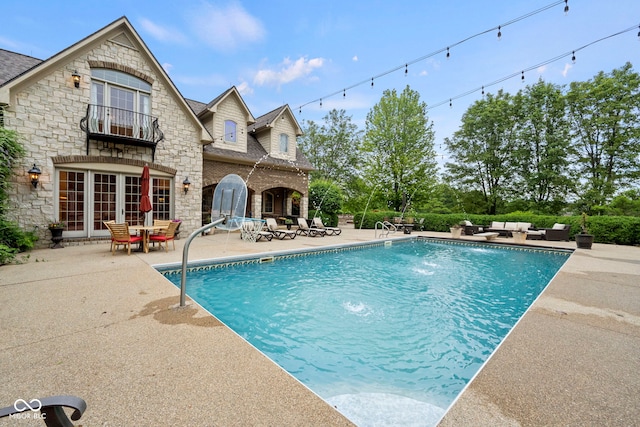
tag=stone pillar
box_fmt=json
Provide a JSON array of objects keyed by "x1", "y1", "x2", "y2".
[
  {"x1": 253, "y1": 194, "x2": 262, "y2": 218},
  {"x1": 300, "y1": 196, "x2": 308, "y2": 219}
]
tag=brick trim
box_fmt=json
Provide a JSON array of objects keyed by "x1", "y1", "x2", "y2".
[
  {"x1": 87, "y1": 60, "x2": 154, "y2": 84},
  {"x1": 52, "y1": 155, "x2": 176, "y2": 175}
]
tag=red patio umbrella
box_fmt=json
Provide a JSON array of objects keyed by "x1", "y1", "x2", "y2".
[{"x1": 140, "y1": 164, "x2": 152, "y2": 222}]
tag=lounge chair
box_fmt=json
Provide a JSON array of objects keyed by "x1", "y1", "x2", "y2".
[
  {"x1": 266, "y1": 218, "x2": 296, "y2": 240},
  {"x1": 105, "y1": 222, "x2": 143, "y2": 255},
  {"x1": 296, "y1": 218, "x2": 326, "y2": 237},
  {"x1": 149, "y1": 220, "x2": 179, "y2": 251},
  {"x1": 1, "y1": 395, "x2": 86, "y2": 426},
  {"x1": 312, "y1": 217, "x2": 342, "y2": 235}
]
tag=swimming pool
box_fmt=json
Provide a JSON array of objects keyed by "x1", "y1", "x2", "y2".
[{"x1": 159, "y1": 238, "x2": 570, "y2": 426}]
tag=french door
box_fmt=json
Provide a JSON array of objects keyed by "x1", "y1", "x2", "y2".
[{"x1": 57, "y1": 170, "x2": 171, "y2": 238}]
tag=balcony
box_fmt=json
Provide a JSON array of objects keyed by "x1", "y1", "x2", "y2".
[{"x1": 80, "y1": 104, "x2": 164, "y2": 161}]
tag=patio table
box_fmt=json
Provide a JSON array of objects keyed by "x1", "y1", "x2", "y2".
[{"x1": 129, "y1": 225, "x2": 167, "y2": 253}]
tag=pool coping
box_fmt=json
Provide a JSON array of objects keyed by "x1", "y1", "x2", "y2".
[{"x1": 1, "y1": 229, "x2": 638, "y2": 426}]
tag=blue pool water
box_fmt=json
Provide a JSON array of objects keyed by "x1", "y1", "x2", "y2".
[{"x1": 161, "y1": 239, "x2": 569, "y2": 426}]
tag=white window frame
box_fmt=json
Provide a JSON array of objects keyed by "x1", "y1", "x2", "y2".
[{"x1": 279, "y1": 133, "x2": 289, "y2": 153}]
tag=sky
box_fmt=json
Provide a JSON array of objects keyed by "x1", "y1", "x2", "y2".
[{"x1": 1, "y1": 1, "x2": 639, "y2": 165}]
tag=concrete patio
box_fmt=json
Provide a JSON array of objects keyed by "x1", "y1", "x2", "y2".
[{"x1": 1, "y1": 227, "x2": 638, "y2": 426}]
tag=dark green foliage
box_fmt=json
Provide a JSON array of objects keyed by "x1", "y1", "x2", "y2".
[
  {"x1": 309, "y1": 180, "x2": 343, "y2": 216},
  {"x1": 0, "y1": 128, "x2": 37, "y2": 264}
]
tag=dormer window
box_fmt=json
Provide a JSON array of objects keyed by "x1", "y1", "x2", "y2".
[
  {"x1": 225, "y1": 120, "x2": 237, "y2": 143},
  {"x1": 279, "y1": 133, "x2": 289, "y2": 153}
]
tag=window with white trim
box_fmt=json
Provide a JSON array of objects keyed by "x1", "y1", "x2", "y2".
[
  {"x1": 224, "y1": 120, "x2": 237, "y2": 143},
  {"x1": 279, "y1": 133, "x2": 288, "y2": 153}
]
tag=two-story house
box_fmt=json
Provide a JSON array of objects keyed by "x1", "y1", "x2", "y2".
[{"x1": 0, "y1": 16, "x2": 312, "y2": 248}]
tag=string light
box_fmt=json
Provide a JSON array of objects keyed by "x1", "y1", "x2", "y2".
[
  {"x1": 572, "y1": 51, "x2": 576, "y2": 63},
  {"x1": 637, "y1": 25, "x2": 640, "y2": 40},
  {"x1": 294, "y1": 0, "x2": 570, "y2": 114},
  {"x1": 449, "y1": 99, "x2": 452, "y2": 108},
  {"x1": 343, "y1": 89, "x2": 346, "y2": 99},
  {"x1": 521, "y1": 71, "x2": 525, "y2": 82},
  {"x1": 564, "y1": 0, "x2": 569, "y2": 15},
  {"x1": 426, "y1": 24, "x2": 638, "y2": 111},
  {"x1": 446, "y1": 47, "x2": 450, "y2": 59},
  {"x1": 320, "y1": 98, "x2": 322, "y2": 108},
  {"x1": 481, "y1": 86, "x2": 485, "y2": 96},
  {"x1": 405, "y1": 64, "x2": 408, "y2": 76},
  {"x1": 497, "y1": 25, "x2": 502, "y2": 40}
]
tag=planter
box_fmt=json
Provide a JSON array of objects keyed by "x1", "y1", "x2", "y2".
[
  {"x1": 48, "y1": 227, "x2": 64, "y2": 249},
  {"x1": 512, "y1": 231, "x2": 527, "y2": 244},
  {"x1": 575, "y1": 233, "x2": 594, "y2": 249},
  {"x1": 450, "y1": 227, "x2": 462, "y2": 238}
]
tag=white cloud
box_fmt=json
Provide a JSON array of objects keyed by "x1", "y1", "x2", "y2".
[
  {"x1": 537, "y1": 65, "x2": 547, "y2": 74},
  {"x1": 188, "y1": 2, "x2": 265, "y2": 52},
  {"x1": 139, "y1": 18, "x2": 187, "y2": 44},
  {"x1": 253, "y1": 57, "x2": 325, "y2": 87},
  {"x1": 236, "y1": 81, "x2": 254, "y2": 96},
  {"x1": 419, "y1": 70, "x2": 428, "y2": 77},
  {"x1": 352, "y1": 55, "x2": 358, "y2": 62},
  {"x1": 162, "y1": 63, "x2": 173, "y2": 74},
  {"x1": 562, "y1": 63, "x2": 572, "y2": 77}
]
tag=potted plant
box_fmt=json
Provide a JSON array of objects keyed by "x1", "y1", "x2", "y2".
[
  {"x1": 450, "y1": 223, "x2": 462, "y2": 238},
  {"x1": 284, "y1": 218, "x2": 294, "y2": 230},
  {"x1": 575, "y1": 212, "x2": 594, "y2": 249},
  {"x1": 48, "y1": 220, "x2": 65, "y2": 249}
]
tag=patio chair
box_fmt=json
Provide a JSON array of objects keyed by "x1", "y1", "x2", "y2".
[
  {"x1": 105, "y1": 222, "x2": 143, "y2": 255},
  {"x1": 312, "y1": 217, "x2": 342, "y2": 235},
  {"x1": 296, "y1": 218, "x2": 326, "y2": 237},
  {"x1": 542, "y1": 223, "x2": 571, "y2": 241},
  {"x1": 462, "y1": 220, "x2": 483, "y2": 235},
  {"x1": 0, "y1": 395, "x2": 86, "y2": 426},
  {"x1": 149, "y1": 220, "x2": 179, "y2": 251},
  {"x1": 266, "y1": 218, "x2": 296, "y2": 240}
]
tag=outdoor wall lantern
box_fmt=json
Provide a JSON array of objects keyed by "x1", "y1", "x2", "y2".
[
  {"x1": 183, "y1": 177, "x2": 191, "y2": 194},
  {"x1": 28, "y1": 164, "x2": 41, "y2": 188},
  {"x1": 72, "y1": 70, "x2": 81, "y2": 88}
]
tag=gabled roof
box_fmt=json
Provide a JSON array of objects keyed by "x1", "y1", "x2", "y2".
[
  {"x1": 0, "y1": 16, "x2": 212, "y2": 142},
  {"x1": 0, "y1": 49, "x2": 43, "y2": 86},
  {"x1": 203, "y1": 132, "x2": 314, "y2": 172},
  {"x1": 248, "y1": 104, "x2": 302, "y2": 136},
  {"x1": 189, "y1": 86, "x2": 255, "y2": 124}
]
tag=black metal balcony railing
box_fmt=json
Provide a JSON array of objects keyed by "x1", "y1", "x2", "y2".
[{"x1": 80, "y1": 104, "x2": 164, "y2": 161}]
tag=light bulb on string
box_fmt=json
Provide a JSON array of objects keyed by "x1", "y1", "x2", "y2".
[
  {"x1": 371, "y1": 78, "x2": 374, "y2": 88},
  {"x1": 497, "y1": 25, "x2": 502, "y2": 40},
  {"x1": 637, "y1": 25, "x2": 640, "y2": 41},
  {"x1": 446, "y1": 47, "x2": 450, "y2": 59},
  {"x1": 449, "y1": 99, "x2": 452, "y2": 108},
  {"x1": 481, "y1": 86, "x2": 485, "y2": 96},
  {"x1": 343, "y1": 89, "x2": 346, "y2": 99},
  {"x1": 572, "y1": 51, "x2": 576, "y2": 63},
  {"x1": 299, "y1": 107, "x2": 302, "y2": 114},
  {"x1": 320, "y1": 98, "x2": 322, "y2": 108},
  {"x1": 564, "y1": 0, "x2": 569, "y2": 15},
  {"x1": 521, "y1": 71, "x2": 525, "y2": 83},
  {"x1": 405, "y1": 64, "x2": 408, "y2": 76}
]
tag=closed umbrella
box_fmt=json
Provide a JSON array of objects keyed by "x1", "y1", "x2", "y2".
[{"x1": 140, "y1": 164, "x2": 152, "y2": 222}]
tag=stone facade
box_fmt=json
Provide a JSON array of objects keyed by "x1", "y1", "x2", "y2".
[
  {"x1": 1, "y1": 17, "x2": 313, "y2": 249},
  {"x1": 1, "y1": 19, "x2": 207, "y2": 248}
]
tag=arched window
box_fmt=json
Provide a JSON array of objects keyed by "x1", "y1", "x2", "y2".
[
  {"x1": 279, "y1": 133, "x2": 288, "y2": 153},
  {"x1": 225, "y1": 120, "x2": 237, "y2": 143}
]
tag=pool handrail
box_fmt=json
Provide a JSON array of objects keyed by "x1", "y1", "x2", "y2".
[{"x1": 180, "y1": 216, "x2": 226, "y2": 307}]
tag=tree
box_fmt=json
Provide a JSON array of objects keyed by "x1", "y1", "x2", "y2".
[
  {"x1": 298, "y1": 109, "x2": 362, "y2": 187},
  {"x1": 514, "y1": 80, "x2": 573, "y2": 214},
  {"x1": 361, "y1": 85, "x2": 437, "y2": 212},
  {"x1": 566, "y1": 62, "x2": 640, "y2": 211},
  {"x1": 444, "y1": 90, "x2": 522, "y2": 214}
]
